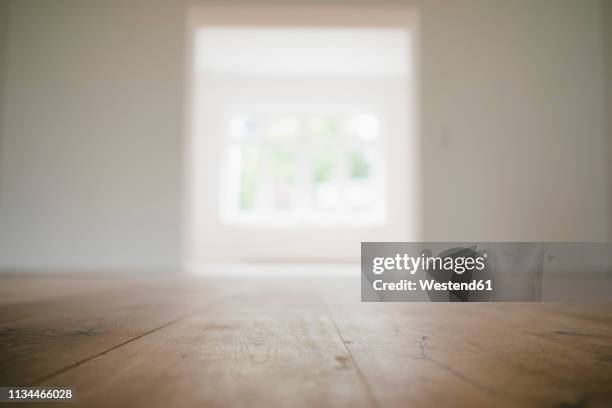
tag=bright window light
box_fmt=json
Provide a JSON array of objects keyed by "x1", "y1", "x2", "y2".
[{"x1": 221, "y1": 112, "x2": 385, "y2": 225}]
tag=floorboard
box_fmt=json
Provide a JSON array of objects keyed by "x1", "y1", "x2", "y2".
[
  {"x1": 0, "y1": 277, "x2": 229, "y2": 385},
  {"x1": 0, "y1": 275, "x2": 611, "y2": 407}
]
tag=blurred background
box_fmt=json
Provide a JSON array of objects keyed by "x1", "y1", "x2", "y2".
[{"x1": 0, "y1": 0, "x2": 610, "y2": 274}]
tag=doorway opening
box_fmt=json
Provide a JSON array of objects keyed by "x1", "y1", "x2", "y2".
[{"x1": 185, "y1": 6, "x2": 418, "y2": 270}]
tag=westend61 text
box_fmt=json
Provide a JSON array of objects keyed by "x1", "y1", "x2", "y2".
[{"x1": 372, "y1": 279, "x2": 493, "y2": 291}]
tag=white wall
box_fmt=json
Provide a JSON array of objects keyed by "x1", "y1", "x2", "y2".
[
  {"x1": 420, "y1": 0, "x2": 608, "y2": 241},
  {"x1": 0, "y1": 0, "x2": 609, "y2": 271},
  {"x1": 604, "y1": 0, "x2": 612, "y2": 240},
  {"x1": 0, "y1": 0, "x2": 185, "y2": 270},
  {"x1": 0, "y1": 0, "x2": 8, "y2": 199}
]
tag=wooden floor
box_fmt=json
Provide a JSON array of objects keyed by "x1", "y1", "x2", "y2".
[{"x1": 1, "y1": 274, "x2": 612, "y2": 408}]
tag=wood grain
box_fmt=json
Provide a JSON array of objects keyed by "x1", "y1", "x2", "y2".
[
  {"x1": 39, "y1": 281, "x2": 372, "y2": 408},
  {"x1": 0, "y1": 276, "x2": 230, "y2": 386},
  {"x1": 0, "y1": 275, "x2": 611, "y2": 408}
]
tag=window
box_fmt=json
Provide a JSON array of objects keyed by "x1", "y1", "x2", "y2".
[{"x1": 221, "y1": 112, "x2": 385, "y2": 225}]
